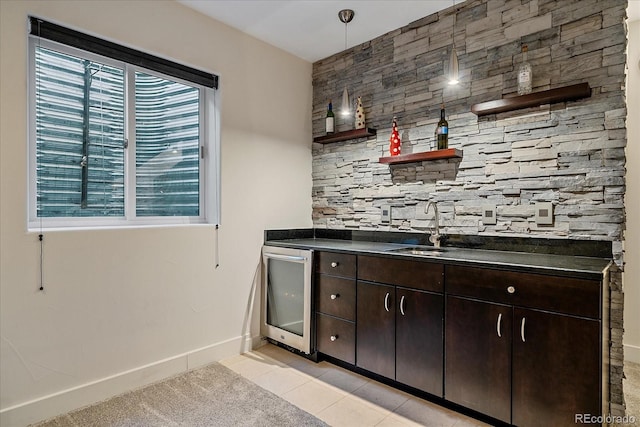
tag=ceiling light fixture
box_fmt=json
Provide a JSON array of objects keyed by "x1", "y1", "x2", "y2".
[
  {"x1": 448, "y1": 2, "x2": 459, "y2": 85},
  {"x1": 339, "y1": 9, "x2": 354, "y2": 117}
]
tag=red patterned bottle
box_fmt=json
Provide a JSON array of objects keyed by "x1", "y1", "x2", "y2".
[{"x1": 389, "y1": 116, "x2": 401, "y2": 156}]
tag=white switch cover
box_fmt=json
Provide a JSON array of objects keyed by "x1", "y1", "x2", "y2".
[
  {"x1": 482, "y1": 205, "x2": 497, "y2": 225},
  {"x1": 535, "y1": 202, "x2": 553, "y2": 225},
  {"x1": 381, "y1": 205, "x2": 391, "y2": 224}
]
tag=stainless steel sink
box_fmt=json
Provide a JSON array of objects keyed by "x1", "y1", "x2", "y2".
[{"x1": 389, "y1": 246, "x2": 445, "y2": 256}]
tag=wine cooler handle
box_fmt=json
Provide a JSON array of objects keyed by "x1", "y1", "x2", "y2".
[
  {"x1": 384, "y1": 292, "x2": 390, "y2": 312},
  {"x1": 264, "y1": 253, "x2": 306, "y2": 262}
]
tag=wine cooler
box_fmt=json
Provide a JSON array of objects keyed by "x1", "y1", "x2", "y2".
[{"x1": 261, "y1": 246, "x2": 313, "y2": 354}]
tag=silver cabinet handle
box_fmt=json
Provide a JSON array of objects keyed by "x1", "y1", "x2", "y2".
[
  {"x1": 331, "y1": 262, "x2": 338, "y2": 268},
  {"x1": 507, "y1": 286, "x2": 515, "y2": 294},
  {"x1": 330, "y1": 293, "x2": 339, "y2": 300},
  {"x1": 521, "y1": 317, "x2": 526, "y2": 342},
  {"x1": 400, "y1": 295, "x2": 406, "y2": 316},
  {"x1": 384, "y1": 292, "x2": 390, "y2": 312},
  {"x1": 330, "y1": 335, "x2": 338, "y2": 342},
  {"x1": 497, "y1": 313, "x2": 502, "y2": 338}
]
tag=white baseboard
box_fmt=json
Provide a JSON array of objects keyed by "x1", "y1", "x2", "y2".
[
  {"x1": 625, "y1": 344, "x2": 640, "y2": 364},
  {"x1": 0, "y1": 335, "x2": 251, "y2": 427}
]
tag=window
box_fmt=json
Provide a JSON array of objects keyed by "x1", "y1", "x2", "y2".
[{"x1": 28, "y1": 18, "x2": 220, "y2": 229}]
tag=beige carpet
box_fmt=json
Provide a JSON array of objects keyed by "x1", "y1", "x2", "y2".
[
  {"x1": 625, "y1": 361, "x2": 640, "y2": 421},
  {"x1": 30, "y1": 362, "x2": 328, "y2": 427}
]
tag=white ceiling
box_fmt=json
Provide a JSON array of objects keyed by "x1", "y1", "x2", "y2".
[
  {"x1": 179, "y1": 0, "x2": 640, "y2": 63},
  {"x1": 178, "y1": 0, "x2": 461, "y2": 62}
]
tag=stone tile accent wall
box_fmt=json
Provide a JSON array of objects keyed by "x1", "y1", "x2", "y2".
[{"x1": 311, "y1": 0, "x2": 627, "y2": 415}]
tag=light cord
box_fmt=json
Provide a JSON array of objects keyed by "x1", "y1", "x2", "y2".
[
  {"x1": 344, "y1": 21, "x2": 348, "y2": 50},
  {"x1": 36, "y1": 19, "x2": 45, "y2": 292}
]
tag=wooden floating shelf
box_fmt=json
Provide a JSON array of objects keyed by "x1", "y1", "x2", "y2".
[
  {"x1": 313, "y1": 127, "x2": 377, "y2": 144},
  {"x1": 471, "y1": 83, "x2": 591, "y2": 116},
  {"x1": 379, "y1": 148, "x2": 463, "y2": 165}
]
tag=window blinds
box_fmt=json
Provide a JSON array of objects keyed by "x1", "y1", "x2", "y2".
[{"x1": 29, "y1": 16, "x2": 218, "y2": 89}]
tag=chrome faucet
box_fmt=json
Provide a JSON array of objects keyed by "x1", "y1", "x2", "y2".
[{"x1": 426, "y1": 201, "x2": 441, "y2": 249}]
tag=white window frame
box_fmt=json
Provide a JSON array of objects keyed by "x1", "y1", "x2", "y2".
[{"x1": 27, "y1": 36, "x2": 220, "y2": 231}]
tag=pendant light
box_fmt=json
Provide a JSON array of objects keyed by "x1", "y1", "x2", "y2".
[
  {"x1": 338, "y1": 9, "x2": 354, "y2": 117},
  {"x1": 447, "y1": 3, "x2": 459, "y2": 85}
]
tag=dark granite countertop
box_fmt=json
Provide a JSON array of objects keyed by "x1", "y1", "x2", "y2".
[{"x1": 264, "y1": 230, "x2": 613, "y2": 280}]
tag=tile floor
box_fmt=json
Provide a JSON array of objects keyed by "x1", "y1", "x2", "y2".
[{"x1": 220, "y1": 343, "x2": 488, "y2": 427}]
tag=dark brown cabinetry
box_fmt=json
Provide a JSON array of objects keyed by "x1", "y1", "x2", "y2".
[
  {"x1": 357, "y1": 282, "x2": 395, "y2": 378},
  {"x1": 357, "y1": 256, "x2": 444, "y2": 396},
  {"x1": 445, "y1": 296, "x2": 512, "y2": 423},
  {"x1": 304, "y1": 245, "x2": 607, "y2": 426},
  {"x1": 315, "y1": 251, "x2": 357, "y2": 364},
  {"x1": 396, "y1": 287, "x2": 444, "y2": 394},
  {"x1": 512, "y1": 308, "x2": 600, "y2": 427},
  {"x1": 445, "y1": 264, "x2": 605, "y2": 427}
]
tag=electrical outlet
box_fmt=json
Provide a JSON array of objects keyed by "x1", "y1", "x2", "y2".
[
  {"x1": 535, "y1": 202, "x2": 553, "y2": 225},
  {"x1": 482, "y1": 205, "x2": 497, "y2": 225},
  {"x1": 381, "y1": 205, "x2": 391, "y2": 224}
]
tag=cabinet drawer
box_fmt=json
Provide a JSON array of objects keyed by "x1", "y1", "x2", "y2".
[
  {"x1": 316, "y1": 251, "x2": 356, "y2": 278},
  {"x1": 317, "y1": 313, "x2": 355, "y2": 364},
  {"x1": 446, "y1": 265, "x2": 601, "y2": 319},
  {"x1": 316, "y1": 275, "x2": 356, "y2": 321},
  {"x1": 358, "y1": 255, "x2": 443, "y2": 292}
]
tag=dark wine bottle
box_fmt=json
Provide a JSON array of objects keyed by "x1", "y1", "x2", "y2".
[
  {"x1": 326, "y1": 101, "x2": 335, "y2": 134},
  {"x1": 435, "y1": 105, "x2": 448, "y2": 150}
]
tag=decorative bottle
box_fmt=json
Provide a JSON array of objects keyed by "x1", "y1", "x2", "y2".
[
  {"x1": 389, "y1": 116, "x2": 401, "y2": 156},
  {"x1": 517, "y1": 45, "x2": 532, "y2": 95},
  {"x1": 435, "y1": 105, "x2": 448, "y2": 150},
  {"x1": 355, "y1": 96, "x2": 365, "y2": 129},
  {"x1": 325, "y1": 100, "x2": 335, "y2": 134}
]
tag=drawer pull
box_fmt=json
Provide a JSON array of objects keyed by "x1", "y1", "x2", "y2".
[
  {"x1": 507, "y1": 286, "x2": 515, "y2": 294},
  {"x1": 400, "y1": 295, "x2": 406, "y2": 316},
  {"x1": 330, "y1": 293, "x2": 339, "y2": 300},
  {"x1": 497, "y1": 313, "x2": 502, "y2": 338},
  {"x1": 521, "y1": 317, "x2": 526, "y2": 342},
  {"x1": 330, "y1": 335, "x2": 338, "y2": 342},
  {"x1": 331, "y1": 262, "x2": 338, "y2": 268},
  {"x1": 384, "y1": 292, "x2": 390, "y2": 312}
]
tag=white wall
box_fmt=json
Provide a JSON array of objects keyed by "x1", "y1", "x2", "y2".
[
  {"x1": 625, "y1": 19, "x2": 640, "y2": 364},
  {"x1": 0, "y1": 1, "x2": 313, "y2": 425}
]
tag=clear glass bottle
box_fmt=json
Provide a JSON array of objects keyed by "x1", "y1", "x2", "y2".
[
  {"x1": 517, "y1": 45, "x2": 532, "y2": 95},
  {"x1": 435, "y1": 105, "x2": 448, "y2": 150},
  {"x1": 325, "y1": 100, "x2": 335, "y2": 134}
]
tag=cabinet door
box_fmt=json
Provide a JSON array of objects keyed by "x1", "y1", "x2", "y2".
[
  {"x1": 356, "y1": 281, "x2": 395, "y2": 379},
  {"x1": 396, "y1": 288, "x2": 443, "y2": 396},
  {"x1": 512, "y1": 308, "x2": 601, "y2": 427},
  {"x1": 445, "y1": 296, "x2": 512, "y2": 423}
]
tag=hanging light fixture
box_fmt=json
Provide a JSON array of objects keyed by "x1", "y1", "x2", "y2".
[
  {"x1": 338, "y1": 9, "x2": 354, "y2": 117},
  {"x1": 447, "y1": 3, "x2": 460, "y2": 85}
]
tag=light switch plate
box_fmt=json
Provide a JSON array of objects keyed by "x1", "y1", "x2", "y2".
[
  {"x1": 535, "y1": 202, "x2": 553, "y2": 225},
  {"x1": 482, "y1": 205, "x2": 497, "y2": 225},
  {"x1": 381, "y1": 205, "x2": 391, "y2": 224}
]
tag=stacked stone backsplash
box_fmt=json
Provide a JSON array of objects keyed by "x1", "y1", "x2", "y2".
[{"x1": 312, "y1": 0, "x2": 627, "y2": 415}]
